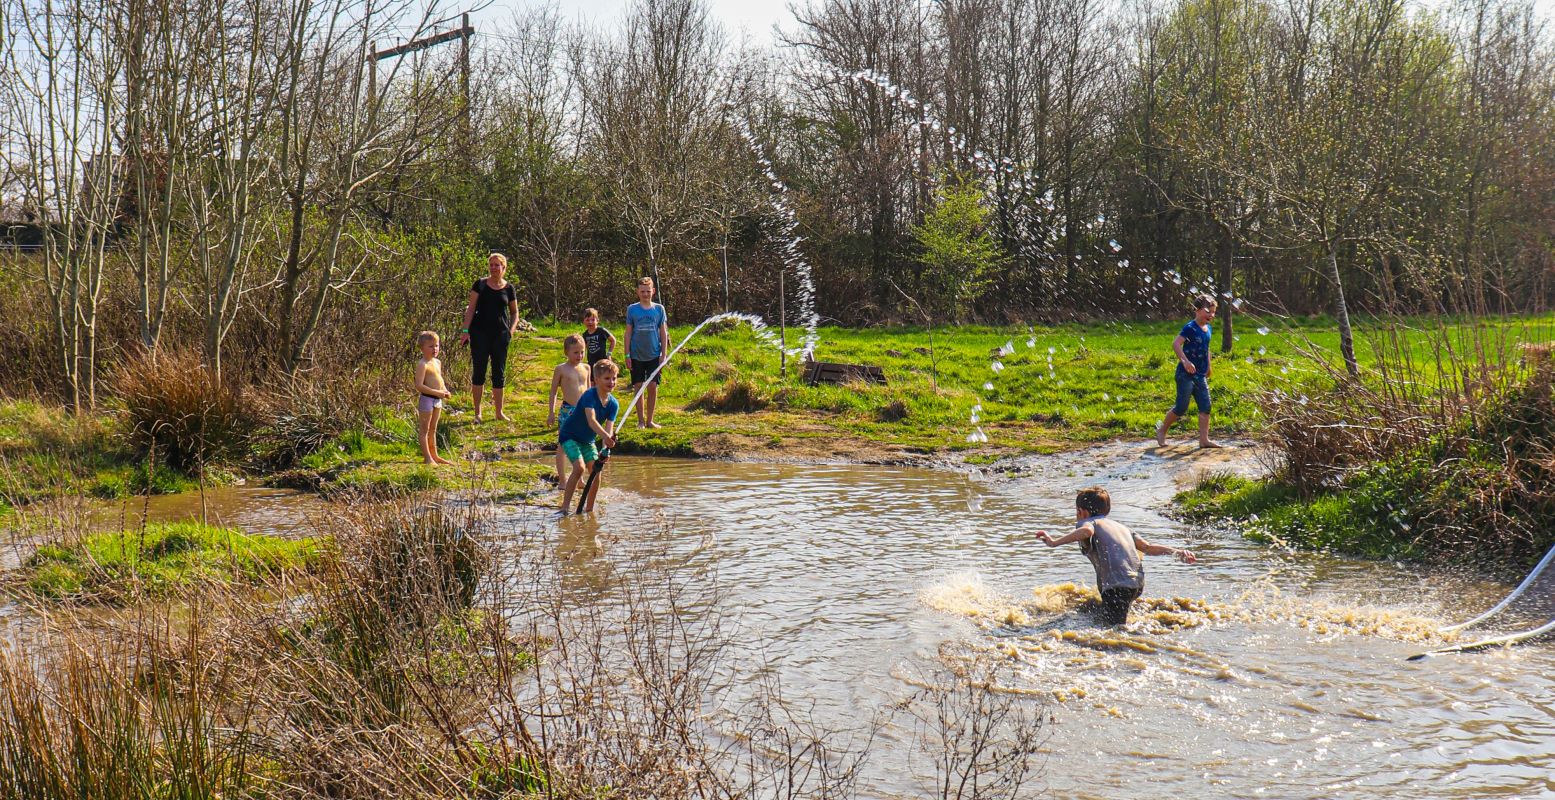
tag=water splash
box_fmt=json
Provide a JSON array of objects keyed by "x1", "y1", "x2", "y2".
[{"x1": 725, "y1": 114, "x2": 821, "y2": 359}]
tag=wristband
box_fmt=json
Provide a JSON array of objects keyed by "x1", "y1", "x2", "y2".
[{"x1": 461, "y1": 328, "x2": 469, "y2": 333}]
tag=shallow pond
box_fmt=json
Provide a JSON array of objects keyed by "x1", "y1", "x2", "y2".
[
  {"x1": 36, "y1": 445, "x2": 1555, "y2": 798},
  {"x1": 541, "y1": 443, "x2": 1553, "y2": 799}
]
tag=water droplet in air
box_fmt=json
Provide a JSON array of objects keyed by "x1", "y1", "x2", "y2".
[
  {"x1": 1258, "y1": 347, "x2": 1266, "y2": 355},
  {"x1": 983, "y1": 382, "x2": 994, "y2": 391},
  {"x1": 991, "y1": 361, "x2": 1004, "y2": 373},
  {"x1": 1257, "y1": 326, "x2": 1270, "y2": 336}
]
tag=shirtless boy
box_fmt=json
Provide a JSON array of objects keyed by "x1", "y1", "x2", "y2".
[
  {"x1": 548, "y1": 333, "x2": 591, "y2": 485},
  {"x1": 413, "y1": 331, "x2": 454, "y2": 465}
]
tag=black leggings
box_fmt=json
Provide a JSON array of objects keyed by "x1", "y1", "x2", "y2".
[{"x1": 469, "y1": 331, "x2": 510, "y2": 388}]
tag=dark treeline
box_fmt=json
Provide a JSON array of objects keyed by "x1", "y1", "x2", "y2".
[{"x1": 1, "y1": 0, "x2": 1552, "y2": 405}]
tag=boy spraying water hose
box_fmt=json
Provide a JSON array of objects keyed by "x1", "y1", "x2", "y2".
[
  {"x1": 1036, "y1": 487, "x2": 1197, "y2": 625},
  {"x1": 559, "y1": 360, "x2": 620, "y2": 514}
]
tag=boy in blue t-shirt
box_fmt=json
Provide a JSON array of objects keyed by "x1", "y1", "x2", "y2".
[
  {"x1": 559, "y1": 359, "x2": 621, "y2": 514},
  {"x1": 1156, "y1": 295, "x2": 1223, "y2": 449},
  {"x1": 623, "y1": 276, "x2": 670, "y2": 429}
]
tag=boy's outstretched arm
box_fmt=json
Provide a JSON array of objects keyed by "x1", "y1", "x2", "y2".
[
  {"x1": 607, "y1": 330, "x2": 617, "y2": 354},
  {"x1": 1135, "y1": 533, "x2": 1197, "y2": 564},
  {"x1": 1036, "y1": 525, "x2": 1094, "y2": 547}
]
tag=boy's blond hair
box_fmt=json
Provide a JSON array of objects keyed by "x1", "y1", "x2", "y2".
[
  {"x1": 416, "y1": 330, "x2": 439, "y2": 347},
  {"x1": 583, "y1": 307, "x2": 600, "y2": 321},
  {"x1": 563, "y1": 333, "x2": 585, "y2": 352},
  {"x1": 592, "y1": 359, "x2": 620, "y2": 378},
  {"x1": 1193, "y1": 294, "x2": 1217, "y2": 311},
  {"x1": 1077, "y1": 486, "x2": 1111, "y2": 517},
  {"x1": 638, "y1": 276, "x2": 654, "y2": 288}
]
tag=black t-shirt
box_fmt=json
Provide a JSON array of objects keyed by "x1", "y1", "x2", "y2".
[
  {"x1": 471, "y1": 278, "x2": 517, "y2": 335},
  {"x1": 582, "y1": 327, "x2": 613, "y2": 363}
]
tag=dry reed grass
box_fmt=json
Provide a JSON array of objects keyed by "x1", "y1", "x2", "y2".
[{"x1": 0, "y1": 480, "x2": 1050, "y2": 798}]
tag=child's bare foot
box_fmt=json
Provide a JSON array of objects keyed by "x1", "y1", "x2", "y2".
[
  {"x1": 472, "y1": 414, "x2": 484, "y2": 423},
  {"x1": 1155, "y1": 421, "x2": 1167, "y2": 447},
  {"x1": 495, "y1": 411, "x2": 511, "y2": 421},
  {"x1": 434, "y1": 456, "x2": 454, "y2": 465},
  {"x1": 422, "y1": 458, "x2": 436, "y2": 465},
  {"x1": 647, "y1": 421, "x2": 662, "y2": 429},
  {"x1": 1198, "y1": 440, "x2": 1224, "y2": 449}
]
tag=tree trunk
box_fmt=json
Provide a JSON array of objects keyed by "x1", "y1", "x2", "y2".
[{"x1": 1326, "y1": 240, "x2": 1359, "y2": 377}]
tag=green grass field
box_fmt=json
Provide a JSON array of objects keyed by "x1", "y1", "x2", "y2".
[
  {"x1": 3, "y1": 313, "x2": 1551, "y2": 500},
  {"x1": 424, "y1": 313, "x2": 1554, "y2": 461}
]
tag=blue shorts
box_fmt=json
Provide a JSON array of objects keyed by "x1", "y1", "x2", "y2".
[
  {"x1": 1172, "y1": 369, "x2": 1211, "y2": 416},
  {"x1": 557, "y1": 402, "x2": 574, "y2": 430},
  {"x1": 560, "y1": 438, "x2": 599, "y2": 464}
]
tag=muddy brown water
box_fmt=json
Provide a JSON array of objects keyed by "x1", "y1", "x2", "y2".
[
  {"x1": 24, "y1": 447, "x2": 1555, "y2": 798},
  {"x1": 547, "y1": 444, "x2": 1554, "y2": 799}
]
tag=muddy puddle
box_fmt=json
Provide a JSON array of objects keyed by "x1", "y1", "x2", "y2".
[{"x1": 538, "y1": 442, "x2": 1555, "y2": 798}]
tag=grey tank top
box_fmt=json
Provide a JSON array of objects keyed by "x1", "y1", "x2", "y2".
[{"x1": 1079, "y1": 517, "x2": 1144, "y2": 590}]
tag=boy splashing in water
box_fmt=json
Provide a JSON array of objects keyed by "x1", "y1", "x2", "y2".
[{"x1": 1036, "y1": 487, "x2": 1196, "y2": 625}]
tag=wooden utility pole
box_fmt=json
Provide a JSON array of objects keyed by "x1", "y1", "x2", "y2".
[
  {"x1": 369, "y1": 13, "x2": 474, "y2": 112},
  {"x1": 779, "y1": 269, "x2": 786, "y2": 376},
  {"x1": 368, "y1": 13, "x2": 475, "y2": 162}
]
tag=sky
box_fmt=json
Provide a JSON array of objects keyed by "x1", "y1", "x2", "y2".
[
  {"x1": 486, "y1": 0, "x2": 1555, "y2": 41},
  {"x1": 485, "y1": 0, "x2": 795, "y2": 39}
]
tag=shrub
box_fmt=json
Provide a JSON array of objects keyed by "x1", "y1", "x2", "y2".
[
  {"x1": 689, "y1": 377, "x2": 769, "y2": 413},
  {"x1": 1202, "y1": 358, "x2": 1555, "y2": 562},
  {"x1": 249, "y1": 376, "x2": 379, "y2": 470},
  {"x1": 877, "y1": 398, "x2": 910, "y2": 422},
  {"x1": 113, "y1": 349, "x2": 256, "y2": 473}
]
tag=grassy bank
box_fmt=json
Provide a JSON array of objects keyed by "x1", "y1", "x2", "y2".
[
  {"x1": 1177, "y1": 358, "x2": 1555, "y2": 563},
  {"x1": 407, "y1": 316, "x2": 1394, "y2": 464},
  {"x1": 0, "y1": 401, "x2": 199, "y2": 512}
]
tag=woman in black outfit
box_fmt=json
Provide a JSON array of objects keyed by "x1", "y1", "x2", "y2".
[{"x1": 459, "y1": 253, "x2": 521, "y2": 422}]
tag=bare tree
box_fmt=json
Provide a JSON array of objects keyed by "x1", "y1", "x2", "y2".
[
  {"x1": 578, "y1": 0, "x2": 728, "y2": 308},
  {"x1": 180, "y1": 0, "x2": 285, "y2": 379},
  {"x1": 270, "y1": 0, "x2": 458, "y2": 376},
  {"x1": 1, "y1": 0, "x2": 127, "y2": 409}
]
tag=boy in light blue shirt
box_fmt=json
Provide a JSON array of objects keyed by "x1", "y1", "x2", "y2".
[{"x1": 623, "y1": 276, "x2": 670, "y2": 429}]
